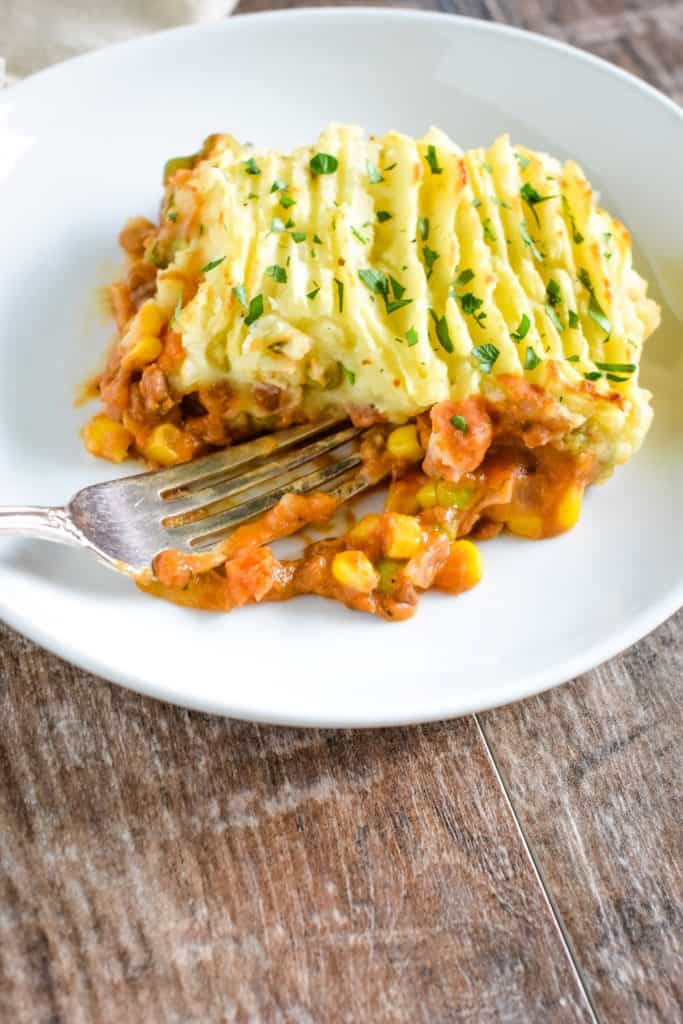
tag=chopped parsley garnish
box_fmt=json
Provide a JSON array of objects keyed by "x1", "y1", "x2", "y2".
[
  {"x1": 450, "y1": 414, "x2": 468, "y2": 433},
  {"x1": 384, "y1": 162, "x2": 397, "y2": 172},
  {"x1": 520, "y1": 182, "x2": 557, "y2": 224},
  {"x1": 342, "y1": 365, "x2": 355, "y2": 385},
  {"x1": 334, "y1": 277, "x2": 344, "y2": 313},
  {"x1": 520, "y1": 219, "x2": 544, "y2": 261},
  {"x1": 606, "y1": 373, "x2": 628, "y2": 382},
  {"x1": 291, "y1": 231, "x2": 306, "y2": 243},
  {"x1": 270, "y1": 179, "x2": 286, "y2": 193},
  {"x1": 454, "y1": 268, "x2": 474, "y2": 287},
  {"x1": 546, "y1": 279, "x2": 562, "y2": 306},
  {"x1": 244, "y1": 157, "x2": 261, "y2": 175},
  {"x1": 313, "y1": 234, "x2": 323, "y2": 244},
  {"x1": 266, "y1": 264, "x2": 287, "y2": 283},
  {"x1": 511, "y1": 313, "x2": 531, "y2": 341},
  {"x1": 492, "y1": 196, "x2": 511, "y2": 209},
  {"x1": 429, "y1": 309, "x2": 453, "y2": 354},
  {"x1": 595, "y1": 361, "x2": 636, "y2": 374},
  {"x1": 285, "y1": 217, "x2": 295, "y2": 229},
  {"x1": 584, "y1": 371, "x2": 602, "y2": 381},
  {"x1": 579, "y1": 269, "x2": 611, "y2": 336},
  {"x1": 418, "y1": 217, "x2": 430, "y2": 241},
  {"x1": 244, "y1": 294, "x2": 264, "y2": 326},
  {"x1": 246, "y1": 193, "x2": 258, "y2": 201},
  {"x1": 423, "y1": 246, "x2": 440, "y2": 277},
  {"x1": 172, "y1": 295, "x2": 183, "y2": 324},
  {"x1": 377, "y1": 210, "x2": 393, "y2": 223},
  {"x1": 389, "y1": 276, "x2": 406, "y2": 300},
  {"x1": 561, "y1": 195, "x2": 584, "y2": 244},
  {"x1": 405, "y1": 327, "x2": 419, "y2": 347},
  {"x1": 310, "y1": 152, "x2": 338, "y2": 175},
  {"x1": 307, "y1": 283, "x2": 320, "y2": 300},
  {"x1": 514, "y1": 152, "x2": 530, "y2": 169},
  {"x1": 366, "y1": 160, "x2": 384, "y2": 184},
  {"x1": 270, "y1": 217, "x2": 286, "y2": 232},
  {"x1": 545, "y1": 304, "x2": 564, "y2": 332},
  {"x1": 425, "y1": 145, "x2": 442, "y2": 175},
  {"x1": 358, "y1": 268, "x2": 386, "y2": 294},
  {"x1": 167, "y1": 211, "x2": 178, "y2": 222},
  {"x1": 471, "y1": 198, "x2": 482, "y2": 208},
  {"x1": 460, "y1": 292, "x2": 487, "y2": 328},
  {"x1": 351, "y1": 226, "x2": 368, "y2": 244},
  {"x1": 201, "y1": 256, "x2": 225, "y2": 273},
  {"x1": 482, "y1": 218, "x2": 497, "y2": 243},
  {"x1": 232, "y1": 284, "x2": 247, "y2": 308},
  {"x1": 471, "y1": 343, "x2": 500, "y2": 374},
  {"x1": 568, "y1": 309, "x2": 580, "y2": 329},
  {"x1": 524, "y1": 345, "x2": 541, "y2": 370},
  {"x1": 567, "y1": 354, "x2": 580, "y2": 362},
  {"x1": 603, "y1": 232, "x2": 612, "y2": 246},
  {"x1": 279, "y1": 194, "x2": 296, "y2": 209}
]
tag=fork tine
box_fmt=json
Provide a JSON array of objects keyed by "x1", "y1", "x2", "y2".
[
  {"x1": 174, "y1": 451, "x2": 364, "y2": 550},
  {"x1": 161, "y1": 424, "x2": 361, "y2": 524},
  {"x1": 147, "y1": 416, "x2": 347, "y2": 495}
]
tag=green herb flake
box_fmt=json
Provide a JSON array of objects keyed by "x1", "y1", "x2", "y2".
[
  {"x1": 351, "y1": 226, "x2": 368, "y2": 245},
  {"x1": 384, "y1": 162, "x2": 397, "y2": 172},
  {"x1": 520, "y1": 219, "x2": 544, "y2": 262},
  {"x1": 589, "y1": 295, "x2": 611, "y2": 336},
  {"x1": 520, "y1": 182, "x2": 557, "y2": 224},
  {"x1": 270, "y1": 179, "x2": 286, "y2": 193},
  {"x1": 313, "y1": 234, "x2": 323, "y2": 245},
  {"x1": 167, "y1": 211, "x2": 178, "y2": 222},
  {"x1": 450, "y1": 414, "x2": 468, "y2": 433},
  {"x1": 377, "y1": 210, "x2": 393, "y2": 223},
  {"x1": 172, "y1": 295, "x2": 183, "y2": 324},
  {"x1": 429, "y1": 309, "x2": 453, "y2": 354},
  {"x1": 418, "y1": 217, "x2": 430, "y2": 241},
  {"x1": 425, "y1": 145, "x2": 442, "y2": 175},
  {"x1": 244, "y1": 157, "x2": 261, "y2": 176},
  {"x1": 511, "y1": 313, "x2": 531, "y2": 341},
  {"x1": 584, "y1": 371, "x2": 603, "y2": 382},
  {"x1": 279, "y1": 194, "x2": 296, "y2": 209},
  {"x1": 515, "y1": 152, "x2": 530, "y2": 169},
  {"x1": 546, "y1": 279, "x2": 562, "y2": 307},
  {"x1": 334, "y1": 277, "x2": 344, "y2": 313},
  {"x1": 545, "y1": 304, "x2": 564, "y2": 332},
  {"x1": 232, "y1": 284, "x2": 247, "y2": 309},
  {"x1": 342, "y1": 364, "x2": 355, "y2": 385},
  {"x1": 482, "y1": 218, "x2": 497, "y2": 243},
  {"x1": 423, "y1": 246, "x2": 440, "y2": 277},
  {"x1": 454, "y1": 268, "x2": 475, "y2": 287},
  {"x1": 266, "y1": 264, "x2": 287, "y2": 284},
  {"x1": 568, "y1": 309, "x2": 580, "y2": 329},
  {"x1": 290, "y1": 231, "x2": 307, "y2": 243},
  {"x1": 524, "y1": 345, "x2": 541, "y2": 370},
  {"x1": 560, "y1": 196, "x2": 584, "y2": 244},
  {"x1": 389, "y1": 276, "x2": 406, "y2": 300},
  {"x1": 358, "y1": 267, "x2": 387, "y2": 295},
  {"x1": 471, "y1": 343, "x2": 500, "y2": 375},
  {"x1": 244, "y1": 294, "x2": 264, "y2": 326},
  {"x1": 310, "y1": 152, "x2": 338, "y2": 175},
  {"x1": 492, "y1": 196, "x2": 512, "y2": 209},
  {"x1": 201, "y1": 256, "x2": 225, "y2": 273},
  {"x1": 472, "y1": 198, "x2": 482, "y2": 208},
  {"x1": 307, "y1": 283, "x2": 320, "y2": 300},
  {"x1": 595, "y1": 361, "x2": 636, "y2": 374},
  {"x1": 366, "y1": 160, "x2": 384, "y2": 184},
  {"x1": 405, "y1": 327, "x2": 419, "y2": 347},
  {"x1": 567, "y1": 353, "x2": 580, "y2": 362}
]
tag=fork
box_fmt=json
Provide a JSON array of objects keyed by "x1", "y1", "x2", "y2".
[{"x1": 0, "y1": 418, "x2": 372, "y2": 575}]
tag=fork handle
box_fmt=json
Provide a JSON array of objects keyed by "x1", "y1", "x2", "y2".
[{"x1": 0, "y1": 506, "x2": 83, "y2": 547}]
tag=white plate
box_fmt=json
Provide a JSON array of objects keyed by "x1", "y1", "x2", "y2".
[{"x1": 0, "y1": 10, "x2": 681, "y2": 726}]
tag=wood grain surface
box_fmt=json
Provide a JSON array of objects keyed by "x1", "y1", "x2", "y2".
[{"x1": 1, "y1": 2, "x2": 682, "y2": 1022}]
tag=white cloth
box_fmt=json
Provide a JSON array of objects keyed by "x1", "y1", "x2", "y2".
[{"x1": 1, "y1": 0, "x2": 237, "y2": 82}]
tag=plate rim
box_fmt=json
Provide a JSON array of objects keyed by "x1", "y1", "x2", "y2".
[{"x1": 2, "y1": 7, "x2": 682, "y2": 726}]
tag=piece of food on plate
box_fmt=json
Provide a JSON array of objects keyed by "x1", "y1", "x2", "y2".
[{"x1": 84, "y1": 124, "x2": 659, "y2": 620}]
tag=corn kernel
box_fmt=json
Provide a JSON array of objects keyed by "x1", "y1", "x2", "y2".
[
  {"x1": 82, "y1": 414, "x2": 133, "y2": 464},
  {"x1": 416, "y1": 481, "x2": 437, "y2": 509},
  {"x1": 435, "y1": 481, "x2": 474, "y2": 509},
  {"x1": 348, "y1": 514, "x2": 382, "y2": 543},
  {"x1": 435, "y1": 539, "x2": 483, "y2": 594},
  {"x1": 506, "y1": 514, "x2": 544, "y2": 539},
  {"x1": 552, "y1": 484, "x2": 583, "y2": 534},
  {"x1": 123, "y1": 334, "x2": 163, "y2": 370},
  {"x1": 138, "y1": 301, "x2": 165, "y2": 336},
  {"x1": 383, "y1": 513, "x2": 423, "y2": 560},
  {"x1": 332, "y1": 550, "x2": 380, "y2": 593},
  {"x1": 386, "y1": 424, "x2": 423, "y2": 462},
  {"x1": 143, "y1": 423, "x2": 185, "y2": 466}
]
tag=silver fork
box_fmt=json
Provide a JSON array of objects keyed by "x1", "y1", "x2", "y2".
[{"x1": 0, "y1": 418, "x2": 372, "y2": 575}]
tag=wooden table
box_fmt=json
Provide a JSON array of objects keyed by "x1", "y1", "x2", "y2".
[{"x1": 1, "y1": 2, "x2": 681, "y2": 1021}]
